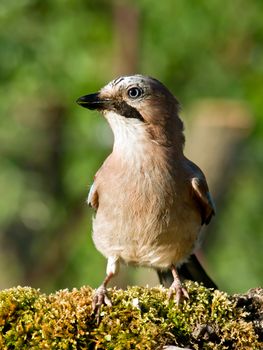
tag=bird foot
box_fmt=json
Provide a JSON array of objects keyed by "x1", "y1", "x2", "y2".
[
  {"x1": 92, "y1": 285, "x2": 112, "y2": 322},
  {"x1": 168, "y1": 282, "x2": 189, "y2": 305}
]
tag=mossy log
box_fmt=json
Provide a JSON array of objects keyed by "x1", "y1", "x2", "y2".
[{"x1": 0, "y1": 282, "x2": 262, "y2": 349}]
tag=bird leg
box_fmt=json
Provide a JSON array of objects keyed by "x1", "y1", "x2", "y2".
[
  {"x1": 168, "y1": 264, "x2": 189, "y2": 304},
  {"x1": 92, "y1": 273, "x2": 113, "y2": 312},
  {"x1": 92, "y1": 256, "x2": 119, "y2": 320}
]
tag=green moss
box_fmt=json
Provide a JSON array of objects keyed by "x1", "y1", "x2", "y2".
[{"x1": 0, "y1": 282, "x2": 261, "y2": 349}]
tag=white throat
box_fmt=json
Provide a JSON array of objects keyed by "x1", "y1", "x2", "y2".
[{"x1": 105, "y1": 110, "x2": 149, "y2": 156}]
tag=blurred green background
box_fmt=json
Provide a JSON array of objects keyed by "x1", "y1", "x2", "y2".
[{"x1": 0, "y1": 0, "x2": 262, "y2": 294}]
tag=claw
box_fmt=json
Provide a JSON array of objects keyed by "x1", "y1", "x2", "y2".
[
  {"x1": 92, "y1": 285, "x2": 112, "y2": 322},
  {"x1": 168, "y1": 283, "x2": 189, "y2": 304},
  {"x1": 168, "y1": 264, "x2": 190, "y2": 304}
]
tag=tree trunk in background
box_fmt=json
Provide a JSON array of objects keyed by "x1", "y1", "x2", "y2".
[
  {"x1": 184, "y1": 99, "x2": 253, "y2": 279},
  {"x1": 112, "y1": 1, "x2": 139, "y2": 76},
  {"x1": 185, "y1": 99, "x2": 252, "y2": 196}
]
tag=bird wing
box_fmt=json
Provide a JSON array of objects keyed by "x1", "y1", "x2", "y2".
[
  {"x1": 191, "y1": 176, "x2": 216, "y2": 225},
  {"x1": 87, "y1": 182, "x2": 99, "y2": 211}
]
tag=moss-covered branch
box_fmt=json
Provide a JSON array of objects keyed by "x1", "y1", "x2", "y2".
[{"x1": 0, "y1": 282, "x2": 261, "y2": 349}]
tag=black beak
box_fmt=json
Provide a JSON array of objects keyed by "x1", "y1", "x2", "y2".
[{"x1": 76, "y1": 93, "x2": 109, "y2": 110}]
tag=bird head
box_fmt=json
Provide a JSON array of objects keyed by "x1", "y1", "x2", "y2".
[{"x1": 77, "y1": 75, "x2": 184, "y2": 150}]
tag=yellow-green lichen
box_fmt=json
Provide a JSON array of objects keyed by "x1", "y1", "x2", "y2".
[{"x1": 0, "y1": 282, "x2": 261, "y2": 349}]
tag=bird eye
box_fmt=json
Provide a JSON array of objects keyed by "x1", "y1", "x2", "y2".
[{"x1": 127, "y1": 87, "x2": 143, "y2": 99}]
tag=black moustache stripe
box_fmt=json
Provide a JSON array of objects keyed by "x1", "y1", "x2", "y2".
[{"x1": 112, "y1": 101, "x2": 144, "y2": 122}]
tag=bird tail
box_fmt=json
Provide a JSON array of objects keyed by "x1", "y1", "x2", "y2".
[{"x1": 157, "y1": 254, "x2": 217, "y2": 289}]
